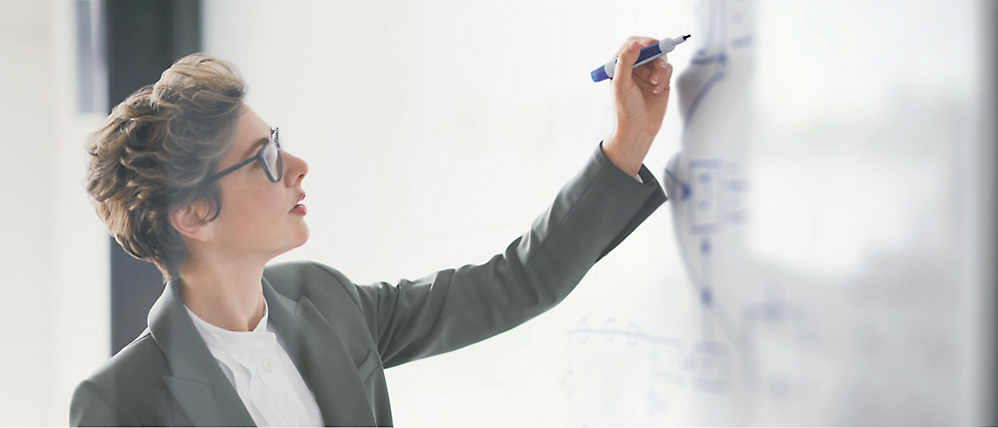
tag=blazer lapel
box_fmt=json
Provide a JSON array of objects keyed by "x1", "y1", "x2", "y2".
[
  {"x1": 263, "y1": 278, "x2": 376, "y2": 426},
  {"x1": 148, "y1": 280, "x2": 256, "y2": 427}
]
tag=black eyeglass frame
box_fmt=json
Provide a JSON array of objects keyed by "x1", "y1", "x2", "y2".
[{"x1": 208, "y1": 127, "x2": 283, "y2": 183}]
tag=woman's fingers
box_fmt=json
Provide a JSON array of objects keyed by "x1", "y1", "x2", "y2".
[
  {"x1": 612, "y1": 39, "x2": 644, "y2": 91},
  {"x1": 630, "y1": 60, "x2": 674, "y2": 97},
  {"x1": 613, "y1": 37, "x2": 668, "y2": 88},
  {"x1": 649, "y1": 58, "x2": 672, "y2": 93},
  {"x1": 636, "y1": 56, "x2": 669, "y2": 89},
  {"x1": 633, "y1": 60, "x2": 654, "y2": 84},
  {"x1": 661, "y1": 61, "x2": 674, "y2": 92}
]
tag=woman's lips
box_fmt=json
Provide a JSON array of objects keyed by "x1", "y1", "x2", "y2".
[{"x1": 290, "y1": 192, "x2": 306, "y2": 215}]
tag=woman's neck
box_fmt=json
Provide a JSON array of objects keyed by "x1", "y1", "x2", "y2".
[{"x1": 176, "y1": 255, "x2": 267, "y2": 332}]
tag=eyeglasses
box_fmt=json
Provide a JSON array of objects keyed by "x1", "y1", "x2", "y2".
[{"x1": 208, "y1": 127, "x2": 283, "y2": 182}]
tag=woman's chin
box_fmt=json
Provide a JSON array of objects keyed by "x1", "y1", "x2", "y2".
[
  {"x1": 271, "y1": 226, "x2": 309, "y2": 257},
  {"x1": 295, "y1": 225, "x2": 310, "y2": 247}
]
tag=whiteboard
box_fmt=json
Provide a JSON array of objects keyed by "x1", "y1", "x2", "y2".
[{"x1": 203, "y1": 0, "x2": 994, "y2": 424}]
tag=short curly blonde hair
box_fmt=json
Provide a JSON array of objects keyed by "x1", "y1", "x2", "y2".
[{"x1": 86, "y1": 53, "x2": 246, "y2": 281}]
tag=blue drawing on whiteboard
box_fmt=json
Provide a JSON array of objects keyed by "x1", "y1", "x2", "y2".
[
  {"x1": 691, "y1": 340, "x2": 729, "y2": 392},
  {"x1": 681, "y1": 0, "x2": 731, "y2": 125},
  {"x1": 559, "y1": 0, "x2": 802, "y2": 423},
  {"x1": 664, "y1": 161, "x2": 692, "y2": 201},
  {"x1": 690, "y1": 160, "x2": 722, "y2": 234},
  {"x1": 565, "y1": 319, "x2": 731, "y2": 397}
]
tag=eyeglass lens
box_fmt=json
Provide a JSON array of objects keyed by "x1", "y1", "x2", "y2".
[{"x1": 263, "y1": 142, "x2": 280, "y2": 179}]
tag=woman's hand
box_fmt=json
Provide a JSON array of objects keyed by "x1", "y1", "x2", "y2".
[{"x1": 602, "y1": 36, "x2": 674, "y2": 177}]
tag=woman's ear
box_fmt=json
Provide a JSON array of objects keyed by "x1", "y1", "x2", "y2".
[{"x1": 169, "y1": 201, "x2": 214, "y2": 243}]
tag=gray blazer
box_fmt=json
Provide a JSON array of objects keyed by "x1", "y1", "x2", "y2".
[{"x1": 70, "y1": 144, "x2": 666, "y2": 426}]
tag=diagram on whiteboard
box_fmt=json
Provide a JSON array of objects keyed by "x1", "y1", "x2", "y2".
[
  {"x1": 665, "y1": 0, "x2": 763, "y2": 365},
  {"x1": 562, "y1": 0, "x2": 980, "y2": 425}
]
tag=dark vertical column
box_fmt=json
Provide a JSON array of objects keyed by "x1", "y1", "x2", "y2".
[
  {"x1": 104, "y1": 0, "x2": 201, "y2": 356},
  {"x1": 991, "y1": 1, "x2": 998, "y2": 424}
]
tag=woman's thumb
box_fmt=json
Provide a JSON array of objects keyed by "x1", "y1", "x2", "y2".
[{"x1": 613, "y1": 40, "x2": 641, "y2": 89}]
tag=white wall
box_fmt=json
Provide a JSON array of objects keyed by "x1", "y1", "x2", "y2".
[{"x1": 0, "y1": 0, "x2": 110, "y2": 425}]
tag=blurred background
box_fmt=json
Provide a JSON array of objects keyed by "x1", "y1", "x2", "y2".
[{"x1": 0, "y1": 0, "x2": 994, "y2": 425}]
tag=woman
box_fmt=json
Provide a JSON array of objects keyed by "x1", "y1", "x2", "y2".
[{"x1": 71, "y1": 36, "x2": 672, "y2": 426}]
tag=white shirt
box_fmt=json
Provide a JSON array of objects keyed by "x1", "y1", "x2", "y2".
[{"x1": 185, "y1": 299, "x2": 325, "y2": 427}]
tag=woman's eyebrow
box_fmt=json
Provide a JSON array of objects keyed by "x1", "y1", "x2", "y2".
[{"x1": 241, "y1": 136, "x2": 270, "y2": 158}]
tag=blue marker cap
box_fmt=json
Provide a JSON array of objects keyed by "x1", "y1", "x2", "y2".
[{"x1": 591, "y1": 66, "x2": 611, "y2": 83}]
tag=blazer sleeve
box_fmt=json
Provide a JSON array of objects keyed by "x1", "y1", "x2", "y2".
[
  {"x1": 70, "y1": 380, "x2": 141, "y2": 427},
  {"x1": 351, "y1": 143, "x2": 666, "y2": 368}
]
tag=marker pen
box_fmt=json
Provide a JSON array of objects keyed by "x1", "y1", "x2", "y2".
[{"x1": 591, "y1": 35, "x2": 690, "y2": 82}]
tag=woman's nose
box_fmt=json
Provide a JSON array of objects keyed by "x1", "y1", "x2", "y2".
[{"x1": 283, "y1": 151, "x2": 308, "y2": 185}]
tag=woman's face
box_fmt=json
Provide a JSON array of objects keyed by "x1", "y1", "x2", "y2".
[{"x1": 208, "y1": 105, "x2": 309, "y2": 260}]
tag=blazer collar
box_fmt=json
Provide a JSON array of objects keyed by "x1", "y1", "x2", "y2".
[
  {"x1": 147, "y1": 279, "x2": 256, "y2": 426},
  {"x1": 263, "y1": 277, "x2": 378, "y2": 426},
  {"x1": 147, "y1": 276, "x2": 377, "y2": 427}
]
